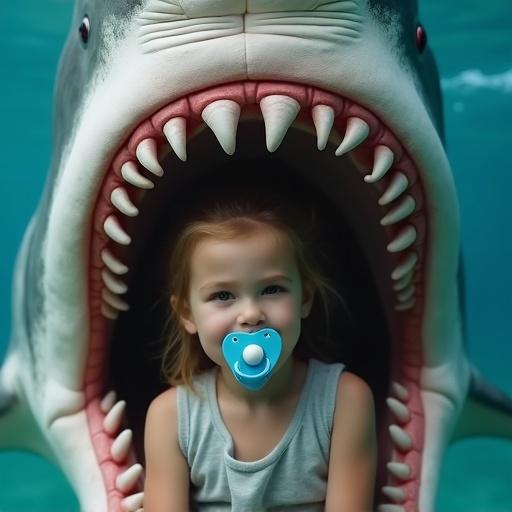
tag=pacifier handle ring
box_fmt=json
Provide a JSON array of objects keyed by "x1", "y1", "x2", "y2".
[{"x1": 234, "y1": 358, "x2": 271, "y2": 380}]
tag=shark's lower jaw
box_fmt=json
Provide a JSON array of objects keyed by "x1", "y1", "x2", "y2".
[{"x1": 87, "y1": 80, "x2": 427, "y2": 511}]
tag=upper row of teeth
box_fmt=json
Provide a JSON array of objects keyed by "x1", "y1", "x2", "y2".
[{"x1": 99, "y1": 95, "x2": 419, "y2": 320}]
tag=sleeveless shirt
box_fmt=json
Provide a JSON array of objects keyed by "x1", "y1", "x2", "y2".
[{"x1": 176, "y1": 358, "x2": 345, "y2": 512}]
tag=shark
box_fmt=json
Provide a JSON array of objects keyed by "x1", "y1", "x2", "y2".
[{"x1": 1, "y1": 1, "x2": 511, "y2": 511}]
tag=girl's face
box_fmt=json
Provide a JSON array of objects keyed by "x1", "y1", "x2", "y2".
[{"x1": 177, "y1": 226, "x2": 314, "y2": 371}]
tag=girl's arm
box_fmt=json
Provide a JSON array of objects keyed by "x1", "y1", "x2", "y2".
[
  {"x1": 325, "y1": 371, "x2": 377, "y2": 512},
  {"x1": 143, "y1": 387, "x2": 190, "y2": 512}
]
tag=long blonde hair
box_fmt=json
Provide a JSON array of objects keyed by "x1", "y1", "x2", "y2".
[{"x1": 161, "y1": 184, "x2": 344, "y2": 391}]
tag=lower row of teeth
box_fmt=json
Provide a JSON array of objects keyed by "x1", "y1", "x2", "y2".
[
  {"x1": 99, "y1": 391, "x2": 144, "y2": 512},
  {"x1": 98, "y1": 378, "x2": 415, "y2": 510},
  {"x1": 99, "y1": 95, "x2": 420, "y2": 321}
]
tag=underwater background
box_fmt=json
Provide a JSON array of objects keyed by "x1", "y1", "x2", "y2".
[{"x1": 0, "y1": 1, "x2": 511, "y2": 510}]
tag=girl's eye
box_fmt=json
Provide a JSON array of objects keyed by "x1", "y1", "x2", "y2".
[
  {"x1": 212, "y1": 291, "x2": 233, "y2": 301},
  {"x1": 263, "y1": 285, "x2": 285, "y2": 295}
]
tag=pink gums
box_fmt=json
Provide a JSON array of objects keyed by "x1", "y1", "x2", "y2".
[{"x1": 86, "y1": 80, "x2": 427, "y2": 511}]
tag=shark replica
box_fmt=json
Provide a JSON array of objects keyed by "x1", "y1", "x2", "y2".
[{"x1": 1, "y1": 1, "x2": 511, "y2": 510}]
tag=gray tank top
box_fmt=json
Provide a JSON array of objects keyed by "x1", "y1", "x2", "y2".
[{"x1": 177, "y1": 358, "x2": 345, "y2": 511}]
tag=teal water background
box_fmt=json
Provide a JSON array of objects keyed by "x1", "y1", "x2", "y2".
[{"x1": 0, "y1": 1, "x2": 511, "y2": 510}]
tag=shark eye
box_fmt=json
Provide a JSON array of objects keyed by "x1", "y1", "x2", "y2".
[
  {"x1": 79, "y1": 15, "x2": 90, "y2": 46},
  {"x1": 416, "y1": 23, "x2": 427, "y2": 53}
]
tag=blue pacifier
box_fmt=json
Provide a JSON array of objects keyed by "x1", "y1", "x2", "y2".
[{"x1": 222, "y1": 328, "x2": 282, "y2": 391}]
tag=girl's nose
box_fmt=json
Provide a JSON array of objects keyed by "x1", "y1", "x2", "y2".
[{"x1": 237, "y1": 299, "x2": 265, "y2": 327}]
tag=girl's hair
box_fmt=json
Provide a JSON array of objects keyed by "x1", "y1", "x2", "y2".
[{"x1": 161, "y1": 180, "x2": 345, "y2": 390}]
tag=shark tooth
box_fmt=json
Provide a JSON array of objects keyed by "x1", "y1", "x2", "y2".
[
  {"x1": 386, "y1": 397, "x2": 411, "y2": 423},
  {"x1": 102, "y1": 270, "x2": 128, "y2": 295},
  {"x1": 163, "y1": 117, "x2": 187, "y2": 162},
  {"x1": 116, "y1": 463, "x2": 144, "y2": 493},
  {"x1": 101, "y1": 299, "x2": 123, "y2": 316},
  {"x1": 136, "y1": 138, "x2": 164, "y2": 177},
  {"x1": 311, "y1": 104, "x2": 335, "y2": 150},
  {"x1": 391, "y1": 252, "x2": 418, "y2": 280},
  {"x1": 397, "y1": 284, "x2": 416, "y2": 302},
  {"x1": 387, "y1": 225, "x2": 417, "y2": 253},
  {"x1": 381, "y1": 195, "x2": 416, "y2": 226},
  {"x1": 101, "y1": 303, "x2": 119, "y2": 320},
  {"x1": 104, "y1": 215, "x2": 131, "y2": 245},
  {"x1": 391, "y1": 381, "x2": 409, "y2": 402},
  {"x1": 111, "y1": 187, "x2": 139, "y2": 217},
  {"x1": 335, "y1": 117, "x2": 369, "y2": 156},
  {"x1": 392, "y1": 271, "x2": 413, "y2": 291},
  {"x1": 395, "y1": 297, "x2": 416, "y2": 311},
  {"x1": 387, "y1": 461, "x2": 412, "y2": 481},
  {"x1": 260, "y1": 95, "x2": 301, "y2": 152},
  {"x1": 121, "y1": 492, "x2": 144, "y2": 512},
  {"x1": 378, "y1": 504, "x2": 405, "y2": 512},
  {"x1": 365, "y1": 145, "x2": 394, "y2": 183},
  {"x1": 103, "y1": 400, "x2": 126, "y2": 435},
  {"x1": 379, "y1": 172, "x2": 409, "y2": 205},
  {"x1": 121, "y1": 161, "x2": 154, "y2": 189},
  {"x1": 389, "y1": 425, "x2": 413, "y2": 451},
  {"x1": 100, "y1": 390, "x2": 117, "y2": 413},
  {"x1": 382, "y1": 486, "x2": 407, "y2": 502},
  {"x1": 101, "y1": 249, "x2": 129, "y2": 275},
  {"x1": 201, "y1": 99, "x2": 240, "y2": 155},
  {"x1": 111, "y1": 429, "x2": 133, "y2": 463},
  {"x1": 102, "y1": 289, "x2": 130, "y2": 312}
]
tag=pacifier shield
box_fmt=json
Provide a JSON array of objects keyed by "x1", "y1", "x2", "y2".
[{"x1": 221, "y1": 328, "x2": 282, "y2": 391}]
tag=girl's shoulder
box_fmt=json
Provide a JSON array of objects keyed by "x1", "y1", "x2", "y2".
[
  {"x1": 146, "y1": 387, "x2": 178, "y2": 423},
  {"x1": 172, "y1": 368, "x2": 216, "y2": 402},
  {"x1": 334, "y1": 370, "x2": 375, "y2": 417},
  {"x1": 307, "y1": 358, "x2": 372, "y2": 409}
]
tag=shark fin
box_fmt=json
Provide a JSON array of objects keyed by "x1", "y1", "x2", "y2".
[
  {"x1": 0, "y1": 352, "x2": 55, "y2": 461},
  {"x1": 451, "y1": 364, "x2": 512, "y2": 442}
]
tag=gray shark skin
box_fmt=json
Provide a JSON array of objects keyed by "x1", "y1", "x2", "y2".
[{"x1": 1, "y1": 1, "x2": 511, "y2": 511}]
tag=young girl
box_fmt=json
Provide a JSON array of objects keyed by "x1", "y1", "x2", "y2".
[{"x1": 143, "y1": 181, "x2": 377, "y2": 512}]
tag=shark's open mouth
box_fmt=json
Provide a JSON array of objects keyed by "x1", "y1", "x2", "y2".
[{"x1": 87, "y1": 80, "x2": 427, "y2": 511}]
